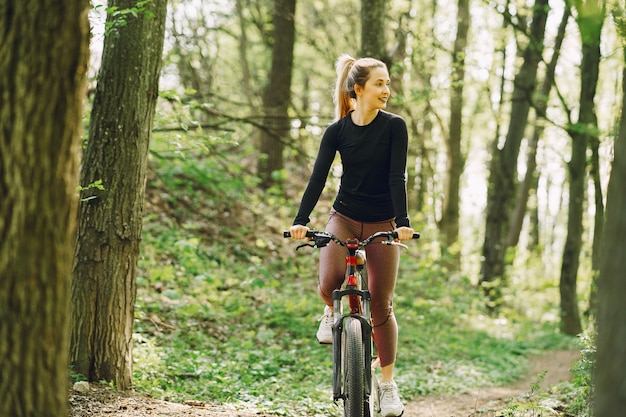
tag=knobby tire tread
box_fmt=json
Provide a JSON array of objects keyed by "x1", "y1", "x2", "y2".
[{"x1": 344, "y1": 317, "x2": 365, "y2": 417}]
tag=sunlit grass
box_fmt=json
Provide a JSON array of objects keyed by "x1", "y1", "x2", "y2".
[{"x1": 133, "y1": 222, "x2": 576, "y2": 416}]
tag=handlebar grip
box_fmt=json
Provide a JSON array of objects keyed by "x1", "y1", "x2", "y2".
[
  {"x1": 391, "y1": 231, "x2": 421, "y2": 239},
  {"x1": 283, "y1": 230, "x2": 317, "y2": 238}
]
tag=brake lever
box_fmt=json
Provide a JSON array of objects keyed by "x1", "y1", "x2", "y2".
[
  {"x1": 295, "y1": 243, "x2": 316, "y2": 251},
  {"x1": 295, "y1": 235, "x2": 332, "y2": 250},
  {"x1": 314, "y1": 236, "x2": 333, "y2": 248},
  {"x1": 381, "y1": 240, "x2": 408, "y2": 250}
]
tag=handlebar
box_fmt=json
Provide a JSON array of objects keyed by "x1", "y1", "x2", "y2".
[
  {"x1": 283, "y1": 229, "x2": 420, "y2": 250},
  {"x1": 283, "y1": 230, "x2": 420, "y2": 239}
]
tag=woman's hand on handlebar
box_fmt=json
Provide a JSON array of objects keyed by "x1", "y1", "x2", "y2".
[
  {"x1": 394, "y1": 226, "x2": 415, "y2": 241},
  {"x1": 289, "y1": 224, "x2": 310, "y2": 240}
]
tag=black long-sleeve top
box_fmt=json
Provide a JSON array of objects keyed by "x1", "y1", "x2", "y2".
[{"x1": 293, "y1": 110, "x2": 410, "y2": 228}]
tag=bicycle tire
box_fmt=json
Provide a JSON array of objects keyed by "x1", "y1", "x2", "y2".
[{"x1": 343, "y1": 317, "x2": 365, "y2": 417}]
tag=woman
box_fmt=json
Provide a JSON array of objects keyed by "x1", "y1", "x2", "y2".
[{"x1": 289, "y1": 54, "x2": 413, "y2": 417}]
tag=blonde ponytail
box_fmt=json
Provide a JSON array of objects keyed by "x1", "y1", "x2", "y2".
[
  {"x1": 332, "y1": 54, "x2": 388, "y2": 120},
  {"x1": 334, "y1": 54, "x2": 356, "y2": 120}
]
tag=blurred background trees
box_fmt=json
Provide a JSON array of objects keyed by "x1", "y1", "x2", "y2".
[
  {"x1": 135, "y1": 0, "x2": 622, "y2": 328},
  {"x1": 79, "y1": 0, "x2": 623, "y2": 389}
]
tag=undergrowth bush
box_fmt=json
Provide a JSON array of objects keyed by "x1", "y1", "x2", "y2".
[{"x1": 564, "y1": 327, "x2": 595, "y2": 416}]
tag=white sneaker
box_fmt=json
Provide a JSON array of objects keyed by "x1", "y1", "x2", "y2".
[
  {"x1": 378, "y1": 381, "x2": 404, "y2": 416},
  {"x1": 316, "y1": 306, "x2": 333, "y2": 344}
]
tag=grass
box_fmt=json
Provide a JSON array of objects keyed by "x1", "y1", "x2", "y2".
[{"x1": 130, "y1": 133, "x2": 583, "y2": 416}]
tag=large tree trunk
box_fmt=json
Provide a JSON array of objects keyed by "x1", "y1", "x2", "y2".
[
  {"x1": 559, "y1": 1, "x2": 604, "y2": 336},
  {"x1": 70, "y1": 0, "x2": 167, "y2": 390},
  {"x1": 438, "y1": 0, "x2": 470, "y2": 248},
  {"x1": 479, "y1": 0, "x2": 549, "y2": 309},
  {"x1": 595, "y1": 47, "x2": 626, "y2": 417},
  {"x1": 0, "y1": 1, "x2": 89, "y2": 416},
  {"x1": 258, "y1": 0, "x2": 296, "y2": 189}
]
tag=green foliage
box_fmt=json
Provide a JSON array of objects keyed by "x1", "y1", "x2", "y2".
[
  {"x1": 564, "y1": 326, "x2": 596, "y2": 416},
  {"x1": 493, "y1": 371, "x2": 554, "y2": 417},
  {"x1": 393, "y1": 256, "x2": 575, "y2": 398},
  {"x1": 70, "y1": 368, "x2": 87, "y2": 383},
  {"x1": 93, "y1": 0, "x2": 156, "y2": 38},
  {"x1": 77, "y1": 179, "x2": 105, "y2": 202},
  {"x1": 130, "y1": 131, "x2": 581, "y2": 416},
  {"x1": 490, "y1": 327, "x2": 594, "y2": 417}
]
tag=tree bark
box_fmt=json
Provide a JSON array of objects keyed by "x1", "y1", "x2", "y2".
[
  {"x1": 258, "y1": 0, "x2": 296, "y2": 189},
  {"x1": 479, "y1": 0, "x2": 549, "y2": 309},
  {"x1": 360, "y1": 0, "x2": 387, "y2": 61},
  {"x1": 595, "y1": 47, "x2": 626, "y2": 417},
  {"x1": 507, "y1": 6, "x2": 570, "y2": 248},
  {"x1": 0, "y1": 1, "x2": 89, "y2": 416},
  {"x1": 70, "y1": 0, "x2": 167, "y2": 390},
  {"x1": 559, "y1": 0, "x2": 604, "y2": 336},
  {"x1": 586, "y1": 130, "x2": 604, "y2": 317},
  {"x1": 438, "y1": 0, "x2": 470, "y2": 248}
]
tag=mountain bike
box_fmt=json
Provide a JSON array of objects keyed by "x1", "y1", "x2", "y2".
[{"x1": 283, "y1": 229, "x2": 419, "y2": 417}]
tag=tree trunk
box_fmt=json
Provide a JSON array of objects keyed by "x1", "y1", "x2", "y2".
[
  {"x1": 360, "y1": 0, "x2": 387, "y2": 61},
  {"x1": 0, "y1": 2, "x2": 89, "y2": 416},
  {"x1": 479, "y1": 0, "x2": 549, "y2": 309},
  {"x1": 405, "y1": 0, "x2": 437, "y2": 215},
  {"x1": 507, "y1": 6, "x2": 570, "y2": 248},
  {"x1": 559, "y1": 1, "x2": 604, "y2": 336},
  {"x1": 586, "y1": 132, "x2": 603, "y2": 317},
  {"x1": 70, "y1": 0, "x2": 167, "y2": 390},
  {"x1": 236, "y1": 0, "x2": 255, "y2": 107},
  {"x1": 559, "y1": 132, "x2": 585, "y2": 336},
  {"x1": 595, "y1": 47, "x2": 626, "y2": 417},
  {"x1": 258, "y1": 0, "x2": 296, "y2": 189},
  {"x1": 438, "y1": 0, "x2": 470, "y2": 248}
]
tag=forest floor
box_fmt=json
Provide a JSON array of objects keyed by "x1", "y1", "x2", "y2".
[{"x1": 68, "y1": 349, "x2": 580, "y2": 417}]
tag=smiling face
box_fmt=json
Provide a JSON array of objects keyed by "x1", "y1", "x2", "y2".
[{"x1": 354, "y1": 67, "x2": 391, "y2": 111}]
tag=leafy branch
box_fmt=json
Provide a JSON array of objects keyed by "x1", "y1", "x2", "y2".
[{"x1": 93, "y1": 0, "x2": 156, "y2": 38}]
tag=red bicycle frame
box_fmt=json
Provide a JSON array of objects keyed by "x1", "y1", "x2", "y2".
[{"x1": 344, "y1": 238, "x2": 362, "y2": 314}]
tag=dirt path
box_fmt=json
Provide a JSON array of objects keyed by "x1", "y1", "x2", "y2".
[
  {"x1": 69, "y1": 349, "x2": 580, "y2": 417},
  {"x1": 404, "y1": 349, "x2": 580, "y2": 417}
]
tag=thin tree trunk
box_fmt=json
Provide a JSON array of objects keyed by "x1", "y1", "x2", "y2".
[
  {"x1": 258, "y1": 0, "x2": 296, "y2": 189},
  {"x1": 439, "y1": 0, "x2": 470, "y2": 248},
  {"x1": 480, "y1": 0, "x2": 549, "y2": 309},
  {"x1": 406, "y1": 0, "x2": 437, "y2": 215},
  {"x1": 559, "y1": 0, "x2": 604, "y2": 336},
  {"x1": 507, "y1": 6, "x2": 570, "y2": 247},
  {"x1": 0, "y1": 2, "x2": 89, "y2": 416},
  {"x1": 586, "y1": 132, "x2": 604, "y2": 317},
  {"x1": 360, "y1": 0, "x2": 387, "y2": 61},
  {"x1": 70, "y1": 0, "x2": 167, "y2": 390},
  {"x1": 559, "y1": 132, "x2": 586, "y2": 336},
  {"x1": 236, "y1": 0, "x2": 255, "y2": 107}
]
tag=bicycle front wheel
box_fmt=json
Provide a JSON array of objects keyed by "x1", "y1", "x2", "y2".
[{"x1": 343, "y1": 317, "x2": 365, "y2": 417}]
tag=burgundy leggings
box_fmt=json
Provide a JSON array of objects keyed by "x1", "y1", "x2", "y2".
[{"x1": 318, "y1": 209, "x2": 400, "y2": 367}]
